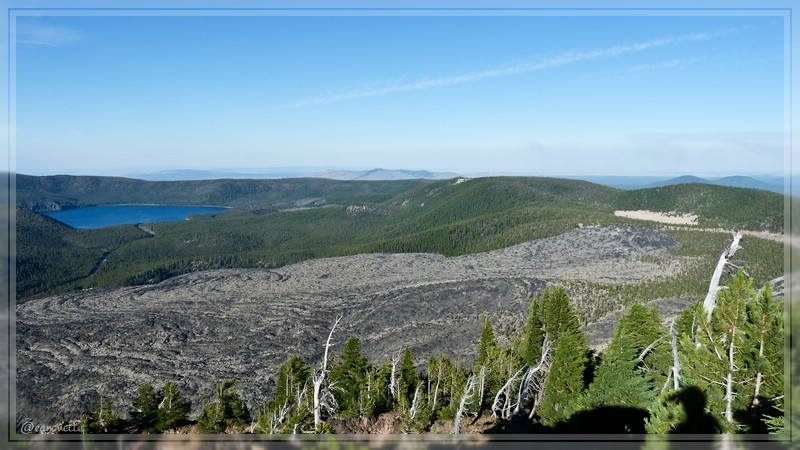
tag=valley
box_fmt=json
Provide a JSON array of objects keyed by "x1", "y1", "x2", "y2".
[
  {"x1": 15, "y1": 175, "x2": 784, "y2": 301},
  {"x1": 12, "y1": 174, "x2": 786, "y2": 434}
]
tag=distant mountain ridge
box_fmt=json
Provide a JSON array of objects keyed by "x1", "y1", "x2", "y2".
[
  {"x1": 645, "y1": 175, "x2": 783, "y2": 194},
  {"x1": 124, "y1": 167, "x2": 461, "y2": 181},
  {"x1": 120, "y1": 169, "x2": 785, "y2": 193},
  {"x1": 125, "y1": 168, "x2": 322, "y2": 181},
  {"x1": 314, "y1": 168, "x2": 460, "y2": 180}
]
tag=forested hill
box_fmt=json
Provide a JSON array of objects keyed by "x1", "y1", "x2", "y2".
[
  {"x1": 615, "y1": 183, "x2": 783, "y2": 232},
  {"x1": 15, "y1": 174, "x2": 430, "y2": 211},
  {"x1": 16, "y1": 175, "x2": 784, "y2": 300},
  {"x1": 17, "y1": 174, "x2": 784, "y2": 220}
]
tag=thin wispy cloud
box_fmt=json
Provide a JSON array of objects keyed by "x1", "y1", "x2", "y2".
[
  {"x1": 17, "y1": 20, "x2": 84, "y2": 47},
  {"x1": 629, "y1": 57, "x2": 700, "y2": 72},
  {"x1": 287, "y1": 31, "x2": 713, "y2": 108}
]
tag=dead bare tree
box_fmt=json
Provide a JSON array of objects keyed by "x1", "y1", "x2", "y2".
[
  {"x1": 511, "y1": 337, "x2": 552, "y2": 420},
  {"x1": 408, "y1": 383, "x2": 423, "y2": 421},
  {"x1": 296, "y1": 381, "x2": 309, "y2": 410},
  {"x1": 668, "y1": 318, "x2": 682, "y2": 391},
  {"x1": 476, "y1": 365, "x2": 486, "y2": 414},
  {"x1": 312, "y1": 314, "x2": 342, "y2": 432},
  {"x1": 389, "y1": 352, "x2": 400, "y2": 402},
  {"x1": 453, "y1": 374, "x2": 476, "y2": 435},
  {"x1": 431, "y1": 360, "x2": 444, "y2": 411},
  {"x1": 265, "y1": 398, "x2": 291, "y2": 434},
  {"x1": 491, "y1": 366, "x2": 525, "y2": 420},
  {"x1": 702, "y1": 231, "x2": 743, "y2": 320},
  {"x1": 97, "y1": 398, "x2": 109, "y2": 433}
]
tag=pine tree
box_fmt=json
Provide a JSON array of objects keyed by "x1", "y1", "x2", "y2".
[
  {"x1": 81, "y1": 399, "x2": 120, "y2": 434},
  {"x1": 539, "y1": 286, "x2": 576, "y2": 343},
  {"x1": 680, "y1": 270, "x2": 755, "y2": 432},
  {"x1": 197, "y1": 379, "x2": 250, "y2": 433},
  {"x1": 584, "y1": 302, "x2": 670, "y2": 410},
  {"x1": 275, "y1": 354, "x2": 311, "y2": 409},
  {"x1": 441, "y1": 358, "x2": 470, "y2": 420},
  {"x1": 473, "y1": 317, "x2": 508, "y2": 414},
  {"x1": 130, "y1": 382, "x2": 189, "y2": 433},
  {"x1": 362, "y1": 361, "x2": 393, "y2": 419},
  {"x1": 131, "y1": 384, "x2": 159, "y2": 433},
  {"x1": 400, "y1": 346, "x2": 417, "y2": 407},
  {"x1": 481, "y1": 343, "x2": 520, "y2": 415},
  {"x1": 157, "y1": 381, "x2": 190, "y2": 432},
  {"x1": 745, "y1": 284, "x2": 784, "y2": 416},
  {"x1": 476, "y1": 317, "x2": 497, "y2": 366},
  {"x1": 426, "y1": 353, "x2": 452, "y2": 417},
  {"x1": 536, "y1": 286, "x2": 589, "y2": 426},
  {"x1": 258, "y1": 354, "x2": 312, "y2": 433},
  {"x1": 330, "y1": 337, "x2": 370, "y2": 416},
  {"x1": 584, "y1": 340, "x2": 653, "y2": 409},
  {"x1": 521, "y1": 296, "x2": 544, "y2": 366},
  {"x1": 647, "y1": 270, "x2": 785, "y2": 435}
]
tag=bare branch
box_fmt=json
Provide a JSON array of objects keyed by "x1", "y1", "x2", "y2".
[
  {"x1": 661, "y1": 368, "x2": 673, "y2": 393},
  {"x1": 432, "y1": 361, "x2": 443, "y2": 411},
  {"x1": 755, "y1": 276, "x2": 784, "y2": 300},
  {"x1": 454, "y1": 374, "x2": 476, "y2": 435},
  {"x1": 670, "y1": 319, "x2": 682, "y2": 390},
  {"x1": 408, "y1": 383, "x2": 423, "y2": 421},
  {"x1": 638, "y1": 336, "x2": 666, "y2": 363},
  {"x1": 505, "y1": 337, "x2": 551, "y2": 420},
  {"x1": 313, "y1": 314, "x2": 342, "y2": 432},
  {"x1": 492, "y1": 366, "x2": 525, "y2": 419},
  {"x1": 703, "y1": 231, "x2": 743, "y2": 320},
  {"x1": 389, "y1": 353, "x2": 400, "y2": 401},
  {"x1": 476, "y1": 365, "x2": 486, "y2": 415}
]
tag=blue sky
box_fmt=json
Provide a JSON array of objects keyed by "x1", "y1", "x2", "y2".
[{"x1": 14, "y1": 13, "x2": 786, "y2": 177}]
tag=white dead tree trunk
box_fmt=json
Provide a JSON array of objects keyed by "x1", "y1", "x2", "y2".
[
  {"x1": 491, "y1": 366, "x2": 525, "y2": 420},
  {"x1": 725, "y1": 326, "x2": 737, "y2": 424},
  {"x1": 269, "y1": 399, "x2": 291, "y2": 434},
  {"x1": 510, "y1": 338, "x2": 551, "y2": 419},
  {"x1": 703, "y1": 231, "x2": 743, "y2": 320},
  {"x1": 358, "y1": 370, "x2": 372, "y2": 415},
  {"x1": 296, "y1": 381, "x2": 309, "y2": 410},
  {"x1": 389, "y1": 353, "x2": 400, "y2": 402},
  {"x1": 432, "y1": 361, "x2": 443, "y2": 411},
  {"x1": 476, "y1": 365, "x2": 486, "y2": 414},
  {"x1": 752, "y1": 330, "x2": 766, "y2": 407},
  {"x1": 454, "y1": 374, "x2": 476, "y2": 435},
  {"x1": 312, "y1": 314, "x2": 342, "y2": 432},
  {"x1": 98, "y1": 398, "x2": 108, "y2": 432},
  {"x1": 408, "y1": 383, "x2": 423, "y2": 421},
  {"x1": 669, "y1": 318, "x2": 682, "y2": 391}
]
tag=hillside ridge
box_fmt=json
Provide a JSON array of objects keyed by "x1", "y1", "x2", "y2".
[{"x1": 15, "y1": 175, "x2": 784, "y2": 300}]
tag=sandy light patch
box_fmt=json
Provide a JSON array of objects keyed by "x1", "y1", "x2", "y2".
[
  {"x1": 614, "y1": 210, "x2": 698, "y2": 225},
  {"x1": 688, "y1": 227, "x2": 785, "y2": 243}
]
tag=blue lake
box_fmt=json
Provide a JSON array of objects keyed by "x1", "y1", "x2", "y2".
[{"x1": 42, "y1": 205, "x2": 227, "y2": 229}]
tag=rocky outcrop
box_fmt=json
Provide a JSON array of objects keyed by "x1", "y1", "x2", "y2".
[{"x1": 16, "y1": 226, "x2": 683, "y2": 425}]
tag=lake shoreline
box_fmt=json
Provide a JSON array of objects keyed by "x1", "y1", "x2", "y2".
[{"x1": 41, "y1": 204, "x2": 229, "y2": 229}]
